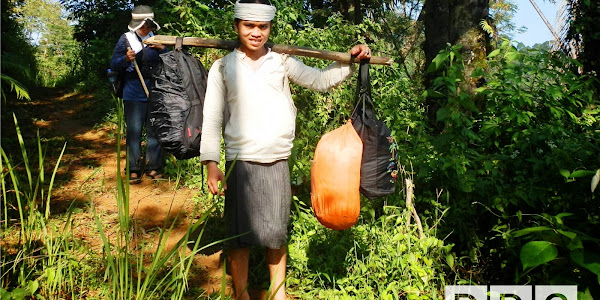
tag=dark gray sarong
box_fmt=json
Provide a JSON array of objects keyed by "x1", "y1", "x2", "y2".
[{"x1": 224, "y1": 160, "x2": 291, "y2": 249}]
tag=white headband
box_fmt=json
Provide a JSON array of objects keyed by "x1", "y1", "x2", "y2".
[
  {"x1": 132, "y1": 12, "x2": 154, "y2": 20},
  {"x1": 234, "y1": 1, "x2": 276, "y2": 22}
]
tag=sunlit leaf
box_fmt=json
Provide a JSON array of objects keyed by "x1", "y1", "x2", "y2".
[
  {"x1": 555, "y1": 212, "x2": 574, "y2": 220},
  {"x1": 512, "y1": 226, "x2": 552, "y2": 237},
  {"x1": 10, "y1": 288, "x2": 29, "y2": 298},
  {"x1": 571, "y1": 170, "x2": 595, "y2": 178},
  {"x1": 591, "y1": 169, "x2": 600, "y2": 192},
  {"x1": 446, "y1": 254, "x2": 455, "y2": 269},
  {"x1": 474, "y1": 86, "x2": 487, "y2": 93},
  {"x1": 1, "y1": 74, "x2": 31, "y2": 101},
  {"x1": 0, "y1": 288, "x2": 9, "y2": 300},
  {"x1": 427, "y1": 52, "x2": 450, "y2": 73},
  {"x1": 578, "y1": 289, "x2": 594, "y2": 300},
  {"x1": 520, "y1": 241, "x2": 558, "y2": 269},
  {"x1": 557, "y1": 229, "x2": 577, "y2": 239},
  {"x1": 28, "y1": 280, "x2": 39, "y2": 294},
  {"x1": 566, "y1": 237, "x2": 583, "y2": 251},
  {"x1": 488, "y1": 49, "x2": 501, "y2": 58}
]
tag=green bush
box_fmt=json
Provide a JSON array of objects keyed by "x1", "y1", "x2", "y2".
[
  {"x1": 419, "y1": 40, "x2": 600, "y2": 291},
  {"x1": 287, "y1": 200, "x2": 451, "y2": 299}
]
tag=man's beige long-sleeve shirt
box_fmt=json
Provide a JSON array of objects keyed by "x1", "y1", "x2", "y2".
[{"x1": 200, "y1": 48, "x2": 354, "y2": 164}]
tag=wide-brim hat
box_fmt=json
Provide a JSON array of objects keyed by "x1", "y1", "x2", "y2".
[{"x1": 128, "y1": 5, "x2": 160, "y2": 31}]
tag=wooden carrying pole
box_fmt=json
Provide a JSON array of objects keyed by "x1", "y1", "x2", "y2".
[
  {"x1": 144, "y1": 35, "x2": 393, "y2": 66},
  {"x1": 128, "y1": 47, "x2": 149, "y2": 97}
]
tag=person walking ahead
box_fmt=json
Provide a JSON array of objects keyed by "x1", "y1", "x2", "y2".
[
  {"x1": 199, "y1": 0, "x2": 372, "y2": 298},
  {"x1": 110, "y1": 5, "x2": 167, "y2": 183}
]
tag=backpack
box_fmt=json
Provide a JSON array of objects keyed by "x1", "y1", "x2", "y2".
[
  {"x1": 107, "y1": 68, "x2": 125, "y2": 98},
  {"x1": 351, "y1": 61, "x2": 397, "y2": 199},
  {"x1": 148, "y1": 37, "x2": 208, "y2": 160}
]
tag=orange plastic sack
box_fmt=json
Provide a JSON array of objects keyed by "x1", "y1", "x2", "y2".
[{"x1": 311, "y1": 121, "x2": 363, "y2": 230}]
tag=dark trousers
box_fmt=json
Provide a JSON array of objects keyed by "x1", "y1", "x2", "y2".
[{"x1": 123, "y1": 100, "x2": 164, "y2": 173}]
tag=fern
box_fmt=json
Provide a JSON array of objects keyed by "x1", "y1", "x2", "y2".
[
  {"x1": 1, "y1": 74, "x2": 31, "y2": 102},
  {"x1": 480, "y1": 19, "x2": 495, "y2": 37}
]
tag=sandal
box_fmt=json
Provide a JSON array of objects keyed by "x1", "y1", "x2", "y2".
[
  {"x1": 147, "y1": 170, "x2": 163, "y2": 180},
  {"x1": 129, "y1": 171, "x2": 142, "y2": 184}
]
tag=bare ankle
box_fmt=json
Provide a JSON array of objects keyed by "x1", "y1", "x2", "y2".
[{"x1": 235, "y1": 291, "x2": 250, "y2": 300}]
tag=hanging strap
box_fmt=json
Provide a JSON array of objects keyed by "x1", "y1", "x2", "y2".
[
  {"x1": 358, "y1": 60, "x2": 371, "y2": 96},
  {"x1": 351, "y1": 60, "x2": 374, "y2": 118},
  {"x1": 175, "y1": 37, "x2": 184, "y2": 51}
]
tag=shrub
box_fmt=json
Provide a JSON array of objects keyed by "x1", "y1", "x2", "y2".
[{"x1": 420, "y1": 40, "x2": 600, "y2": 291}]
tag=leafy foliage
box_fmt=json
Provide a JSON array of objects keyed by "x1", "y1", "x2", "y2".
[
  {"x1": 513, "y1": 212, "x2": 600, "y2": 285},
  {"x1": 288, "y1": 201, "x2": 451, "y2": 299},
  {"x1": 420, "y1": 40, "x2": 599, "y2": 290},
  {"x1": 1, "y1": 74, "x2": 31, "y2": 102},
  {"x1": 15, "y1": 0, "x2": 82, "y2": 87},
  {"x1": 489, "y1": 0, "x2": 521, "y2": 39},
  {"x1": 59, "y1": 0, "x2": 136, "y2": 89},
  {"x1": 565, "y1": 0, "x2": 600, "y2": 79},
  {"x1": 1, "y1": 0, "x2": 38, "y2": 95}
]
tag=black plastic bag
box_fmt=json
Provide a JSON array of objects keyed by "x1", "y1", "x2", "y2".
[
  {"x1": 148, "y1": 37, "x2": 208, "y2": 160},
  {"x1": 351, "y1": 61, "x2": 397, "y2": 199}
]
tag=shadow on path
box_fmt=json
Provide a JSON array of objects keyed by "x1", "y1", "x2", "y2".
[{"x1": 1, "y1": 87, "x2": 240, "y2": 298}]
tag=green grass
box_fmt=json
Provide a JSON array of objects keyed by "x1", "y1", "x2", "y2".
[
  {"x1": 1, "y1": 114, "x2": 80, "y2": 299},
  {"x1": 1, "y1": 100, "x2": 230, "y2": 299},
  {"x1": 285, "y1": 197, "x2": 451, "y2": 299}
]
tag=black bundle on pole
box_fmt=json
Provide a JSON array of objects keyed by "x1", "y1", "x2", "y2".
[{"x1": 148, "y1": 37, "x2": 208, "y2": 160}]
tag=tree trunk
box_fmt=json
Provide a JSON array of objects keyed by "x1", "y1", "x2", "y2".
[
  {"x1": 354, "y1": 0, "x2": 363, "y2": 24},
  {"x1": 568, "y1": 0, "x2": 600, "y2": 79},
  {"x1": 423, "y1": 0, "x2": 490, "y2": 131},
  {"x1": 423, "y1": 0, "x2": 489, "y2": 67}
]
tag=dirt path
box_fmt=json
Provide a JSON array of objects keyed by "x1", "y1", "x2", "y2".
[{"x1": 2, "y1": 88, "x2": 253, "y2": 298}]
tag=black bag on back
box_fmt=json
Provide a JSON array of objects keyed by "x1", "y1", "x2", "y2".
[
  {"x1": 351, "y1": 61, "x2": 397, "y2": 199},
  {"x1": 107, "y1": 68, "x2": 125, "y2": 98},
  {"x1": 149, "y1": 37, "x2": 208, "y2": 160}
]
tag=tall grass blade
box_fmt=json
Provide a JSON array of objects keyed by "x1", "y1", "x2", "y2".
[
  {"x1": 45, "y1": 143, "x2": 66, "y2": 219},
  {"x1": 36, "y1": 130, "x2": 44, "y2": 211},
  {"x1": 13, "y1": 114, "x2": 32, "y2": 193},
  {"x1": 220, "y1": 255, "x2": 227, "y2": 300},
  {"x1": 91, "y1": 202, "x2": 117, "y2": 296},
  {"x1": 1, "y1": 147, "x2": 7, "y2": 232},
  {"x1": 1, "y1": 148, "x2": 25, "y2": 241}
]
